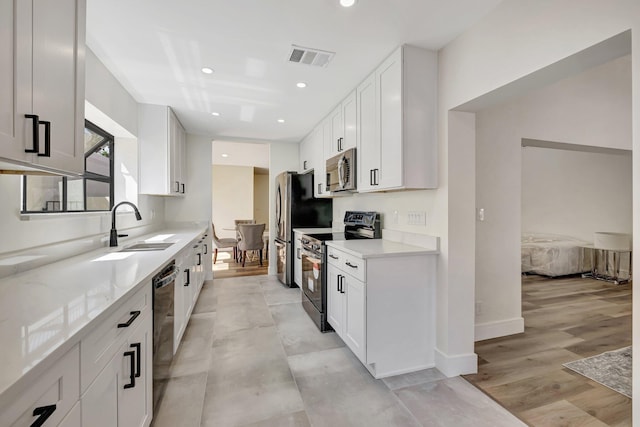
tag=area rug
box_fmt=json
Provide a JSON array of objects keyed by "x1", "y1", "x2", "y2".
[{"x1": 563, "y1": 347, "x2": 632, "y2": 398}]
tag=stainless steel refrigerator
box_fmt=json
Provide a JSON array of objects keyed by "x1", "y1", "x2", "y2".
[{"x1": 275, "y1": 171, "x2": 332, "y2": 287}]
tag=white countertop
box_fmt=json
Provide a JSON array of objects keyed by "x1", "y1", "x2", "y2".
[
  {"x1": 0, "y1": 225, "x2": 206, "y2": 401},
  {"x1": 325, "y1": 239, "x2": 439, "y2": 259}
]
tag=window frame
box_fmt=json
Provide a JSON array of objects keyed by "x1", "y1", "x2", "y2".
[{"x1": 21, "y1": 120, "x2": 115, "y2": 214}]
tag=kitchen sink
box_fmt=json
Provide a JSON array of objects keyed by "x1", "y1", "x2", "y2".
[{"x1": 119, "y1": 242, "x2": 175, "y2": 252}]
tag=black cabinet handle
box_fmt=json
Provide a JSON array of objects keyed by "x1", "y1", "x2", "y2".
[
  {"x1": 184, "y1": 268, "x2": 190, "y2": 286},
  {"x1": 197, "y1": 253, "x2": 202, "y2": 266},
  {"x1": 25, "y1": 114, "x2": 40, "y2": 154},
  {"x1": 338, "y1": 137, "x2": 343, "y2": 151},
  {"x1": 204, "y1": 244, "x2": 208, "y2": 254},
  {"x1": 375, "y1": 169, "x2": 380, "y2": 185},
  {"x1": 123, "y1": 350, "x2": 136, "y2": 389},
  {"x1": 31, "y1": 404, "x2": 56, "y2": 427},
  {"x1": 38, "y1": 120, "x2": 51, "y2": 157},
  {"x1": 131, "y1": 342, "x2": 141, "y2": 378},
  {"x1": 329, "y1": 254, "x2": 339, "y2": 260},
  {"x1": 181, "y1": 183, "x2": 185, "y2": 194},
  {"x1": 303, "y1": 160, "x2": 307, "y2": 170},
  {"x1": 370, "y1": 169, "x2": 374, "y2": 186},
  {"x1": 117, "y1": 310, "x2": 141, "y2": 328},
  {"x1": 175, "y1": 181, "x2": 180, "y2": 192},
  {"x1": 337, "y1": 274, "x2": 342, "y2": 292},
  {"x1": 345, "y1": 262, "x2": 358, "y2": 269}
]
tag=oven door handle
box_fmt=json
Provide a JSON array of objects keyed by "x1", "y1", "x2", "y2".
[
  {"x1": 301, "y1": 249, "x2": 322, "y2": 264},
  {"x1": 154, "y1": 266, "x2": 178, "y2": 289}
]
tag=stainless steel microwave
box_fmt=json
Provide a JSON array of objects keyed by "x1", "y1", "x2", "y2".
[{"x1": 326, "y1": 148, "x2": 356, "y2": 192}]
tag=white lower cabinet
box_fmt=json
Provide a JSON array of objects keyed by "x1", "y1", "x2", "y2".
[
  {"x1": 82, "y1": 310, "x2": 152, "y2": 427},
  {"x1": 327, "y1": 257, "x2": 365, "y2": 363},
  {"x1": 0, "y1": 344, "x2": 80, "y2": 427},
  {"x1": 326, "y1": 244, "x2": 435, "y2": 378}
]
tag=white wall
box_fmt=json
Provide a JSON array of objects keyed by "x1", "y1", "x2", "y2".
[
  {"x1": 211, "y1": 165, "x2": 255, "y2": 240},
  {"x1": 435, "y1": 0, "x2": 639, "y2": 380},
  {"x1": 522, "y1": 147, "x2": 632, "y2": 241},
  {"x1": 253, "y1": 173, "x2": 269, "y2": 227},
  {"x1": 474, "y1": 53, "x2": 632, "y2": 341}
]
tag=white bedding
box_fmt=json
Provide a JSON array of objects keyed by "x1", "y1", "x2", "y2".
[{"x1": 521, "y1": 233, "x2": 592, "y2": 277}]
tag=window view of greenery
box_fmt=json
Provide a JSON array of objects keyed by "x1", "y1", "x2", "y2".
[{"x1": 22, "y1": 121, "x2": 114, "y2": 213}]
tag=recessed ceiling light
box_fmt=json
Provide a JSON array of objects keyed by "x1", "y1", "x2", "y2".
[
  {"x1": 340, "y1": 0, "x2": 357, "y2": 7},
  {"x1": 201, "y1": 67, "x2": 214, "y2": 74},
  {"x1": 221, "y1": 153, "x2": 229, "y2": 158},
  {"x1": 296, "y1": 82, "x2": 307, "y2": 88},
  {"x1": 277, "y1": 119, "x2": 285, "y2": 123},
  {"x1": 211, "y1": 112, "x2": 220, "y2": 116}
]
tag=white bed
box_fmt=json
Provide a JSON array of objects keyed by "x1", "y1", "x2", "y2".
[{"x1": 521, "y1": 233, "x2": 592, "y2": 277}]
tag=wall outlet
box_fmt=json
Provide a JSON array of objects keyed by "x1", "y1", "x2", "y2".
[
  {"x1": 407, "y1": 211, "x2": 427, "y2": 226},
  {"x1": 392, "y1": 210, "x2": 399, "y2": 225},
  {"x1": 477, "y1": 208, "x2": 485, "y2": 222}
]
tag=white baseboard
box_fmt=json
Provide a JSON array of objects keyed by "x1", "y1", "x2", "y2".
[
  {"x1": 434, "y1": 348, "x2": 478, "y2": 377},
  {"x1": 475, "y1": 317, "x2": 525, "y2": 342}
]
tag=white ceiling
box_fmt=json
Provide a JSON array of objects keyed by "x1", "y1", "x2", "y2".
[
  {"x1": 212, "y1": 140, "x2": 270, "y2": 169},
  {"x1": 86, "y1": 0, "x2": 503, "y2": 143}
]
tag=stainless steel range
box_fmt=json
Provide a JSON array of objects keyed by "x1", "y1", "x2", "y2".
[{"x1": 300, "y1": 211, "x2": 381, "y2": 331}]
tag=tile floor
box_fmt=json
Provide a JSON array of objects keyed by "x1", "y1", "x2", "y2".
[{"x1": 152, "y1": 275, "x2": 526, "y2": 427}]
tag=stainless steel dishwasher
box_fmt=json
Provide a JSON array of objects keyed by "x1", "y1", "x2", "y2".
[{"x1": 152, "y1": 260, "x2": 178, "y2": 416}]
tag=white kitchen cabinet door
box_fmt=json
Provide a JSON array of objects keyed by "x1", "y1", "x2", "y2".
[
  {"x1": 326, "y1": 263, "x2": 344, "y2": 333},
  {"x1": 376, "y1": 48, "x2": 403, "y2": 190},
  {"x1": 82, "y1": 313, "x2": 152, "y2": 427},
  {"x1": 118, "y1": 312, "x2": 152, "y2": 427},
  {"x1": 293, "y1": 232, "x2": 303, "y2": 286},
  {"x1": 343, "y1": 274, "x2": 366, "y2": 363},
  {"x1": 299, "y1": 133, "x2": 313, "y2": 173},
  {"x1": 341, "y1": 90, "x2": 357, "y2": 153},
  {"x1": 139, "y1": 104, "x2": 186, "y2": 196},
  {"x1": 356, "y1": 72, "x2": 378, "y2": 192},
  {"x1": 174, "y1": 256, "x2": 188, "y2": 350},
  {"x1": 327, "y1": 105, "x2": 343, "y2": 158},
  {"x1": 58, "y1": 401, "x2": 81, "y2": 427},
  {"x1": 312, "y1": 124, "x2": 329, "y2": 198},
  {"x1": 0, "y1": 0, "x2": 85, "y2": 175}
]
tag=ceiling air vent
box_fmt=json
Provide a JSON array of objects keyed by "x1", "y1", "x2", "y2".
[{"x1": 288, "y1": 45, "x2": 335, "y2": 68}]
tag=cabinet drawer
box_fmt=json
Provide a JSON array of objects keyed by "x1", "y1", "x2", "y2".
[
  {"x1": 341, "y1": 252, "x2": 365, "y2": 282},
  {"x1": 80, "y1": 284, "x2": 151, "y2": 393},
  {"x1": 327, "y1": 246, "x2": 344, "y2": 267},
  {"x1": 0, "y1": 344, "x2": 79, "y2": 427}
]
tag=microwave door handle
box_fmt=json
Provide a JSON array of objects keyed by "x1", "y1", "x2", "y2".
[{"x1": 338, "y1": 156, "x2": 345, "y2": 189}]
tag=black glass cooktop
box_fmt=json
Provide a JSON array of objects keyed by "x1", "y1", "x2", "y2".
[{"x1": 304, "y1": 232, "x2": 346, "y2": 242}]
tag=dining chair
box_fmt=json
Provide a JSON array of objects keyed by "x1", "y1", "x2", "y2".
[
  {"x1": 237, "y1": 223, "x2": 266, "y2": 267},
  {"x1": 234, "y1": 219, "x2": 255, "y2": 261},
  {"x1": 212, "y1": 223, "x2": 238, "y2": 264}
]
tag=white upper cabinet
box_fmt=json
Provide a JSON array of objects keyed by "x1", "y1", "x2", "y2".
[
  {"x1": 358, "y1": 45, "x2": 438, "y2": 192},
  {"x1": 0, "y1": 0, "x2": 86, "y2": 175},
  {"x1": 326, "y1": 90, "x2": 357, "y2": 159},
  {"x1": 299, "y1": 132, "x2": 313, "y2": 173},
  {"x1": 139, "y1": 104, "x2": 187, "y2": 196},
  {"x1": 356, "y1": 72, "x2": 378, "y2": 193}
]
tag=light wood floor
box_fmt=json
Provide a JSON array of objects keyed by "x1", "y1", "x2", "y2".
[
  {"x1": 464, "y1": 274, "x2": 632, "y2": 426},
  {"x1": 212, "y1": 249, "x2": 268, "y2": 279}
]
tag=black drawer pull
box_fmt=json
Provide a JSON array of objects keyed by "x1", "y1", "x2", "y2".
[
  {"x1": 181, "y1": 183, "x2": 185, "y2": 194},
  {"x1": 197, "y1": 253, "x2": 202, "y2": 265},
  {"x1": 175, "y1": 181, "x2": 180, "y2": 192},
  {"x1": 204, "y1": 244, "x2": 208, "y2": 254},
  {"x1": 31, "y1": 404, "x2": 56, "y2": 427},
  {"x1": 184, "y1": 268, "x2": 190, "y2": 286},
  {"x1": 345, "y1": 262, "x2": 358, "y2": 269},
  {"x1": 117, "y1": 310, "x2": 141, "y2": 328},
  {"x1": 131, "y1": 342, "x2": 141, "y2": 378},
  {"x1": 38, "y1": 120, "x2": 51, "y2": 157},
  {"x1": 329, "y1": 254, "x2": 339, "y2": 260},
  {"x1": 25, "y1": 114, "x2": 40, "y2": 154},
  {"x1": 123, "y1": 350, "x2": 136, "y2": 389}
]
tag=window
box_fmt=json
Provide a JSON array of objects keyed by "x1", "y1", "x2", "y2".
[{"x1": 22, "y1": 120, "x2": 114, "y2": 213}]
